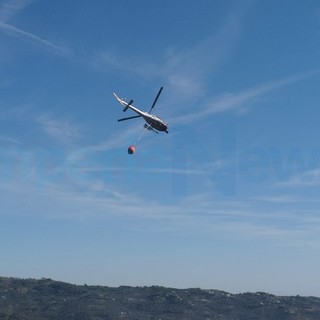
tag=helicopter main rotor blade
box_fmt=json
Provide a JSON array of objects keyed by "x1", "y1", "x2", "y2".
[
  {"x1": 118, "y1": 115, "x2": 142, "y2": 122},
  {"x1": 149, "y1": 87, "x2": 163, "y2": 112}
]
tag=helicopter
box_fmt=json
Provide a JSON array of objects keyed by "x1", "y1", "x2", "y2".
[{"x1": 113, "y1": 86, "x2": 168, "y2": 134}]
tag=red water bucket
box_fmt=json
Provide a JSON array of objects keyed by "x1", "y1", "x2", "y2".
[{"x1": 128, "y1": 145, "x2": 136, "y2": 154}]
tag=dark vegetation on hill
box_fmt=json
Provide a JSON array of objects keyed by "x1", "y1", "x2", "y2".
[{"x1": 1, "y1": 276, "x2": 320, "y2": 319}]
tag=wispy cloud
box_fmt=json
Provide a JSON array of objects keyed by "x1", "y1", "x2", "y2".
[
  {"x1": 164, "y1": 8, "x2": 245, "y2": 97},
  {"x1": 172, "y1": 69, "x2": 320, "y2": 125},
  {"x1": 253, "y1": 195, "x2": 303, "y2": 203},
  {"x1": 279, "y1": 168, "x2": 320, "y2": 188},
  {"x1": 76, "y1": 166, "x2": 214, "y2": 176},
  {"x1": 0, "y1": 0, "x2": 73, "y2": 58},
  {"x1": 0, "y1": 135, "x2": 22, "y2": 145},
  {"x1": 93, "y1": 50, "x2": 160, "y2": 79},
  {"x1": 1, "y1": 138, "x2": 320, "y2": 250},
  {"x1": 93, "y1": 6, "x2": 247, "y2": 99},
  {"x1": 35, "y1": 114, "x2": 80, "y2": 146},
  {"x1": 0, "y1": 21, "x2": 72, "y2": 57},
  {"x1": 0, "y1": 0, "x2": 32, "y2": 22},
  {"x1": 62, "y1": 125, "x2": 144, "y2": 166},
  {"x1": 2, "y1": 170, "x2": 320, "y2": 250}
]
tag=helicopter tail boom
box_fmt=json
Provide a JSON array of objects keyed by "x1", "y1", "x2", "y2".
[{"x1": 113, "y1": 93, "x2": 132, "y2": 111}]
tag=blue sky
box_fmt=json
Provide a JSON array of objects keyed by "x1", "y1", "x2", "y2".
[{"x1": 1, "y1": 0, "x2": 320, "y2": 296}]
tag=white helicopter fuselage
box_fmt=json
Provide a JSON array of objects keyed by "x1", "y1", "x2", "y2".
[{"x1": 113, "y1": 93, "x2": 168, "y2": 133}]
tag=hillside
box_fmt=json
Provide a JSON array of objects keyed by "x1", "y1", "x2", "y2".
[{"x1": 1, "y1": 276, "x2": 320, "y2": 319}]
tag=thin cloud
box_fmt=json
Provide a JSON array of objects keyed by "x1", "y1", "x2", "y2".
[
  {"x1": 76, "y1": 166, "x2": 211, "y2": 176},
  {"x1": 0, "y1": 0, "x2": 33, "y2": 22},
  {"x1": 1, "y1": 143, "x2": 320, "y2": 249},
  {"x1": 62, "y1": 125, "x2": 143, "y2": 166},
  {"x1": 279, "y1": 168, "x2": 320, "y2": 188},
  {"x1": 93, "y1": 5, "x2": 247, "y2": 98},
  {"x1": 172, "y1": 69, "x2": 320, "y2": 125},
  {"x1": 0, "y1": 21, "x2": 72, "y2": 58},
  {"x1": 2, "y1": 171, "x2": 320, "y2": 250},
  {"x1": 0, "y1": 135, "x2": 22, "y2": 145},
  {"x1": 94, "y1": 50, "x2": 160, "y2": 78},
  {"x1": 0, "y1": 0, "x2": 73, "y2": 58},
  {"x1": 164, "y1": 8, "x2": 245, "y2": 97},
  {"x1": 35, "y1": 114, "x2": 80, "y2": 146},
  {"x1": 253, "y1": 195, "x2": 302, "y2": 203}
]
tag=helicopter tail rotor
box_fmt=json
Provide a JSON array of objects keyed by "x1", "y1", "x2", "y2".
[{"x1": 123, "y1": 99, "x2": 134, "y2": 112}]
